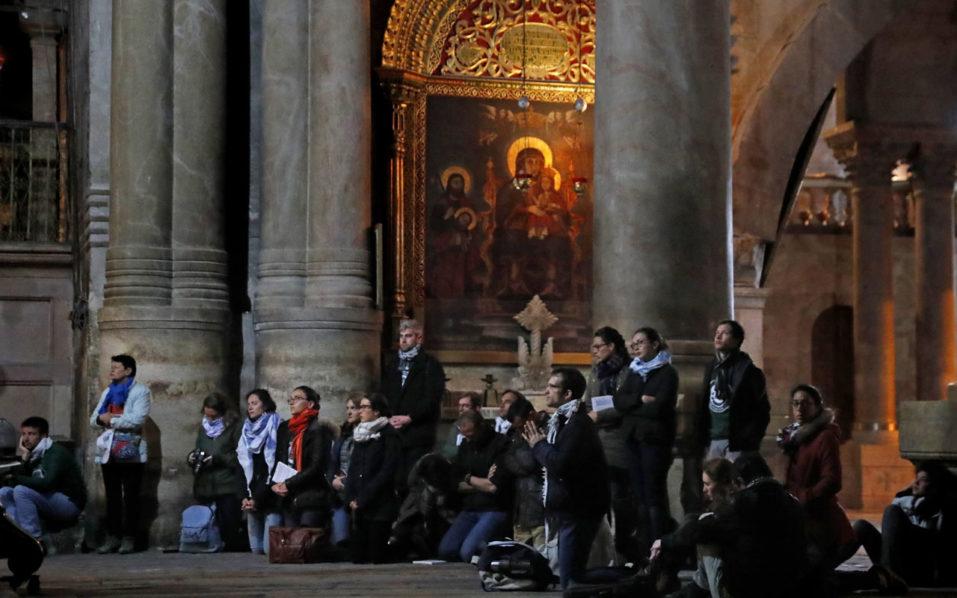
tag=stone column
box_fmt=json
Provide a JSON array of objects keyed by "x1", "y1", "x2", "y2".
[
  {"x1": 834, "y1": 140, "x2": 897, "y2": 434},
  {"x1": 911, "y1": 149, "x2": 957, "y2": 402},
  {"x1": 172, "y1": 0, "x2": 229, "y2": 311},
  {"x1": 825, "y1": 123, "x2": 910, "y2": 510},
  {"x1": 100, "y1": 0, "x2": 234, "y2": 544},
  {"x1": 256, "y1": 0, "x2": 380, "y2": 418},
  {"x1": 593, "y1": 1, "x2": 732, "y2": 518},
  {"x1": 103, "y1": 0, "x2": 173, "y2": 307}
]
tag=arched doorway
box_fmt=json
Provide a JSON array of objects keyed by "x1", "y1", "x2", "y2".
[{"x1": 811, "y1": 305, "x2": 854, "y2": 440}]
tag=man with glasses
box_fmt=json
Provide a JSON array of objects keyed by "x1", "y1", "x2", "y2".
[
  {"x1": 524, "y1": 368, "x2": 610, "y2": 589},
  {"x1": 381, "y1": 319, "x2": 446, "y2": 496}
]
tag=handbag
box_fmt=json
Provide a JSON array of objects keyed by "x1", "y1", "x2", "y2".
[
  {"x1": 268, "y1": 526, "x2": 329, "y2": 564},
  {"x1": 110, "y1": 431, "x2": 142, "y2": 463}
]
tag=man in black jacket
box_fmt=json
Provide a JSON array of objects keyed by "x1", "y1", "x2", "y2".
[
  {"x1": 381, "y1": 319, "x2": 446, "y2": 494},
  {"x1": 685, "y1": 320, "x2": 769, "y2": 513},
  {"x1": 525, "y1": 367, "x2": 610, "y2": 589}
]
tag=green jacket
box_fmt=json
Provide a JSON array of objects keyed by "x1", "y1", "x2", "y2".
[
  {"x1": 13, "y1": 442, "x2": 87, "y2": 510},
  {"x1": 192, "y1": 421, "x2": 244, "y2": 501}
]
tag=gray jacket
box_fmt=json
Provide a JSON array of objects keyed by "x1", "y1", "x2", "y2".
[
  {"x1": 89, "y1": 381, "x2": 152, "y2": 463},
  {"x1": 583, "y1": 365, "x2": 630, "y2": 469}
]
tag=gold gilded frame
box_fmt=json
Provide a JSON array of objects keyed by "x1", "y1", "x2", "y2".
[{"x1": 380, "y1": 1, "x2": 595, "y2": 363}]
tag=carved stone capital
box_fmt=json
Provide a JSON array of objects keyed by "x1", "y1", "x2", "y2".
[
  {"x1": 823, "y1": 123, "x2": 899, "y2": 188},
  {"x1": 732, "y1": 233, "x2": 766, "y2": 288}
]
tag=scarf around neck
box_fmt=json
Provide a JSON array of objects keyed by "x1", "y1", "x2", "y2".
[
  {"x1": 29, "y1": 437, "x2": 53, "y2": 464},
  {"x1": 398, "y1": 345, "x2": 420, "y2": 385},
  {"x1": 237, "y1": 412, "x2": 279, "y2": 485},
  {"x1": 353, "y1": 417, "x2": 389, "y2": 443},
  {"x1": 546, "y1": 399, "x2": 580, "y2": 445},
  {"x1": 99, "y1": 377, "x2": 135, "y2": 414},
  {"x1": 288, "y1": 408, "x2": 319, "y2": 471},
  {"x1": 629, "y1": 350, "x2": 672, "y2": 380},
  {"x1": 776, "y1": 407, "x2": 833, "y2": 454},
  {"x1": 202, "y1": 416, "x2": 225, "y2": 439}
]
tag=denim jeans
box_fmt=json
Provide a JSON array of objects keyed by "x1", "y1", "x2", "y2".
[
  {"x1": 331, "y1": 505, "x2": 350, "y2": 545},
  {"x1": 0, "y1": 485, "x2": 81, "y2": 538},
  {"x1": 246, "y1": 510, "x2": 282, "y2": 555},
  {"x1": 437, "y1": 509, "x2": 508, "y2": 562}
]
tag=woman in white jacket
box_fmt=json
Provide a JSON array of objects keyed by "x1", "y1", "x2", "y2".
[{"x1": 89, "y1": 354, "x2": 151, "y2": 554}]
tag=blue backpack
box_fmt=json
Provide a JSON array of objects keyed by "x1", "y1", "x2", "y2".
[{"x1": 179, "y1": 504, "x2": 223, "y2": 553}]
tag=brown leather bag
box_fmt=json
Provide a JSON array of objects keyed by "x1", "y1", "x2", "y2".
[{"x1": 267, "y1": 527, "x2": 328, "y2": 564}]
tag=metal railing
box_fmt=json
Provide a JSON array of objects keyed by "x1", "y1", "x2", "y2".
[{"x1": 0, "y1": 119, "x2": 69, "y2": 244}]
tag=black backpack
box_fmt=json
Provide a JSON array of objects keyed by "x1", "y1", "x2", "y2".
[{"x1": 477, "y1": 540, "x2": 557, "y2": 592}]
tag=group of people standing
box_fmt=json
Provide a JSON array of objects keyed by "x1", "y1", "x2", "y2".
[{"x1": 2, "y1": 317, "x2": 954, "y2": 598}]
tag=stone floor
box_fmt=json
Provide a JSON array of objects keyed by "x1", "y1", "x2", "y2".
[{"x1": 3, "y1": 551, "x2": 956, "y2": 597}]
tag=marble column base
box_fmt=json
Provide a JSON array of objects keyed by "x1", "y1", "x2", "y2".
[
  {"x1": 96, "y1": 305, "x2": 233, "y2": 545},
  {"x1": 254, "y1": 306, "x2": 382, "y2": 422}
]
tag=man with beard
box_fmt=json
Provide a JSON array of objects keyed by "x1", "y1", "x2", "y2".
[
  {"x1": 381, "y1": 319, "x2": 446, "y2": 496},
  {"x1": 430, "y1": 172, "x2": 484, "y2": 298}
]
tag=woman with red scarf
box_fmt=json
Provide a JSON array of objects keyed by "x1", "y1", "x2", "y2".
[{"x1": 271, "y1": 386, "x2": 335, "y2": 527}]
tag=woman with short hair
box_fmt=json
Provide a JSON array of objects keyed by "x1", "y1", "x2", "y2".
[
  {"x1": 346, "y1": 393, "x2": 400, "y2": 563},
  {"x1": 237, "y1": 389, "x2": 281, "y2": 554},
  {"x1": 190, "y1": 392, "x2": 244, "y2": 551}
]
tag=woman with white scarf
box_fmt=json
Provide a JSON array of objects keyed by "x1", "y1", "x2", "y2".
[
  {"x1": 237, "y1": 389, "x2": 281, "y2": 555},
  {"x1": 345, "y1": 393, "x2": 400, "y2": 563},
  {"x1": 189, "y1": 392, "x2": 244, "y2": 551},
  {"x1": 612, "y1": 326, "x2": 679, "y2": 558}
]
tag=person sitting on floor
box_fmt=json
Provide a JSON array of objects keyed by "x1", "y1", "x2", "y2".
[
  {"x1": 852, "y1": 460, "x2": 957, "y2": 588},
  {"x1": 0, "y1": 416, "x2": 86, "y2": 550},
  {"x1": 438, "y1": 410, "x2": 512, "y2": 563}
]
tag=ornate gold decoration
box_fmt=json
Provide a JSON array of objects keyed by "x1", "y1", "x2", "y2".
[
  {"x1": 514, "y1": 294, "x2": 558, "y2": 332},
  {"x1": 505, "y1": 136, "x2": 561, "y2": 189},
  {"x1": 435, "y1": 0, "x2": 595, "y2": 83},
  {"x1": 383, "y1": 0, "x2": 595, "y2": 84}
]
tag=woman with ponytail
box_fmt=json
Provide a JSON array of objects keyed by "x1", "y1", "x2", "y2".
[
  {"x1": 271, "y1": 386, "x2": 335, "y2": 528},
  {"x1": 237, "y1": 389, "x2": 281, "y2": 554}
]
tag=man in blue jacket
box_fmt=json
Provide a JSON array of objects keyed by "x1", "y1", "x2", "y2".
[{"x1": 524, "y1": 367, "x2": 610, "y2": 588}]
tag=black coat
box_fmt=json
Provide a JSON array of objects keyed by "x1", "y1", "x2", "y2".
[
  {"x1": 501, "y1": 430, "x2": 545, "y2": 529},
  {"x1": 453, "y1": 426, "x2": 512, "y2": 512},
  {"x1": 532, "y1": 407, "x2": 610, "y2": 517},
  {"x1": 381, "y1": 349, "x2": 446, "y2": 449},
  {"x1": 273, "y1": 417, "x2": 335, "y2": 512},
  {"x1": 613, "y1": 363, "x2": 679, "y2": 446},
  {"x1": 661, "y1": 478, "x2": 807, "y2": 598},
  {"x1": 346, "y1": 425, "x2": 401, "y2": 522},
  {"x1": 695, "y1": 350, "x2": 770, "y2": 452}
]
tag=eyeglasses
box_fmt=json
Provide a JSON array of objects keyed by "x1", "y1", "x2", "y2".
[
  {"x1": 358, "y1": 404, "x2": 373, "y2": 410},
  {"x1": 288, "y1": 396, "x2": 307, "y2": 404},
  {"x1": 590, "y1": 342, "x2": 608, "y2": 350}
]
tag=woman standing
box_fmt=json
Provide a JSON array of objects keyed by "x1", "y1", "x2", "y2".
[
  {"x1": 190, "y1": 392, "x2": 244, "y2": 551},
  {"x1": 346, "y1": 393, "x2": 400, "y2": 563},
  {"x1": 778, "y1": 384, "x2": 855, "y2": 574},
  {"x1": 613, "y1": 326, "x2": 679, "y2": 555},
  {"x1": 237, "y1": 389, "x2": 281, "y2": 555},
  {"x1": 584, "y1": 326, "x2": 636, "y2": 562},
  {"x1": 329, "y1": 393, "x2": 361, "y2": 547},
  {"x1": 272, "y1": 386, "x2": 335, "y2": 528}
]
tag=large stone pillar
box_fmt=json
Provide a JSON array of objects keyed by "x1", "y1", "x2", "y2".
[
  {"x1": 911, "y1": 149, "x2": 957, "y2": 402},
  {"x1": 825, "y1": 122, "x2": 910, "y2": 509},
  {"x1": 256, "y1": 0, "x2": 380, "y2": 418},
  {"x1": 100, "y1": 0, "x2": 233, "y2": 544},
  {"x1": 593, "y1": 1, "x2": 732, "y2": 518}
]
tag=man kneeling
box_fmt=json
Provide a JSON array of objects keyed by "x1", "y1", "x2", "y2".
[{"x1": 1, "y1": 417, "x2": 86, "y2": 548}]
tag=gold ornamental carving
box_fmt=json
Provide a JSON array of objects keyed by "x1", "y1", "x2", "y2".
[{"x1": 383, "y1": 0, "x2": 595, "y2": 84}]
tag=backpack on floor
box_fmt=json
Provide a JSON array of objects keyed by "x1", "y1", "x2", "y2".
[
  {"x1": 477, "y1": 540, "x2": 556, "y2": 591},
  {"x1": 178, "y1": 504, "x2": 223, "y2": 553}
]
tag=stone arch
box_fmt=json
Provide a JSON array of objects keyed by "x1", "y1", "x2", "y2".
[{"x1": 731, "y1": 0, "x2": 908, "y2": 241}]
